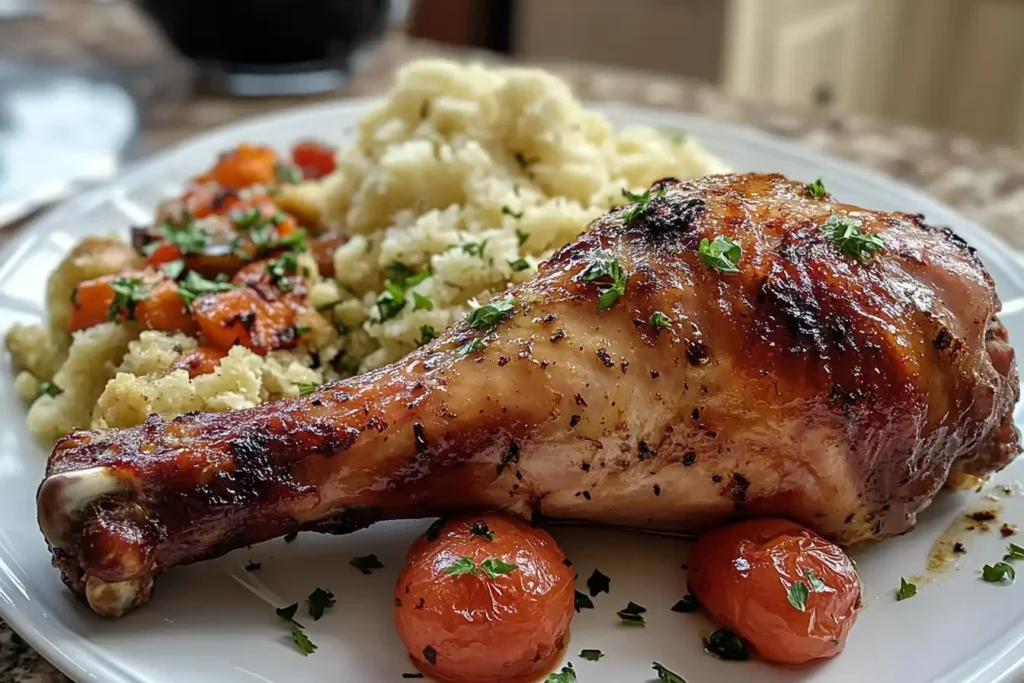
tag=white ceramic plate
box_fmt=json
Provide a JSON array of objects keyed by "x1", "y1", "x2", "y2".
[{"x1": 2, "y1": 100, "x2": 1024, "y2": 683}]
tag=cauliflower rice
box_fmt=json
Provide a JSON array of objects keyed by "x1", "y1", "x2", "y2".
[{"x1": 5, "y1": 59, "x2": 726, "y2": 443}]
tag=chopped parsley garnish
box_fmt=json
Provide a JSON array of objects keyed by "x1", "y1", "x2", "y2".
[
  {"x1": 161, "y1": 259, "x2": 186, "y2": 280},
  {"x1": 384, "y1": 262, "x2": 430, "y2": 289},
  {"x1": 107, "y1": 277, "x2": 151, "y2": 321},
  {"x1": 413, "y1": 292, "x2": 433, "y2": 311},
  {"x1": 580, "y1": 649, "x2": 604, "y2": 662},
  {"x1": 806, "y1": 178, "x2": 827, "y2": 198},
  {"x1": 233, "y1": 207, "x2": 265, "y2": 230},
  {"x1": 444, "y1": 557, "x2": 478, "y2": 577},
  {"x1": 244, "y1": 560, "x2": 262, "y2": 571},
  {"x1": 982, "y1": 561, "x2": 1016, "y2": 583},
  {"x1": 480, "y1": 558, "x2": 518, "y2": 578},
  {"x1": 516, "y1": 229, "x2": 529, "y2": 247},
  {"x1": 417, "y1": 325, "x2": 438, "y2": 346},
  {"x1": 151, "y1": 217, "x2": 208, "y2": 255},
  {"x1": 574, "y1": 590, "x2": 594, "y2": 612},
  {"x1": 266, "y1": 251, "x2": 298, "y2": 291},
  {"x1": 896, "y1": 577, "x2": 917, "y2": 601},
  {"x1": 820, "y1": 213, "x2": 885, "y2": 259},
  {"x1": 804, "y1": 568, "x2": 826, "y2": 592},
  {"x1": 514, "y1": 152, "x2": 537, "y2": 171},
  {"x1": 671, "y1": 594, "x2": 699, "y2": 613},
  {"x1": 176, "y1": 271, "x2": 237, "y2": 312},
  {"x1": 653, "y1": 662, "x2": 686, "y2": 683},
  {"x1": 297, "y1": 382, "x2": 320, "y2": 395},
  {"x1": 502, "y1": 206, "x2": 524, "y2": 219},
  {"x1": 616, "y1": 601, "x2": 647, "y2": 625},
  {"x1": 587, "y1": 569, "x2": 611, "y2": 596},
  {"x1": 705, "y1": 627, "x2": 749, "y2": 661},
  {"x1": 275, "y1": 164, "x2": 303, "y2": 185},
  {"x1": 1004, "y1": 543, "x2": 1024, "y2": 561},
  {"x1": 508, "y1": 258, "x2": 530, "y2": 272},
  {"x1": 650, "y1": 311, "x2": 673, "y2": 330},
  {"x1": 467, "y1": 298, "x2": 516, "y2": 328},
  {"x1": 543, "y1": 663, "x2": 576, "y2": 683},
  {"x1": 349, "y1": 554, "x2": 384, "y2": 575},
  {"x1": 581, "y1": 259, "x2": 628, "y2": 311},
  {"x1": 37, "y1": 381, "x2": 62, "y2": 399},
  {"x1": 338, "y1": 354, "x2": 361, "y2": 373},
  {"x1": 315, "y1": 299, "x2": 343, "y2": 313},
  {"x1": 307, "y1": 587, "x2": 336, "y2": 620},
  {"x1": 276, "y1": 603, "x2": 299, "y2": 622},
  {"x1": 295, "y1": 325, "x2": 310, "y2": 336},
  {"x1": 787, "y1": 580, "x2": 809, "y2": 611},
  {"x1": 621, "y1": 186, "x2": 664, "y2": 224},
  {"x1": 460, "y1": 240, "x2": 488, "y2": 258},
  {"x1": 289, "y1": 622, "x2": 317, "y2": 656},
  {"x1": 423, "y1": 645, "x2": 437, "y2": 665},
  {"x1": 698, "y1": 236, "x2": 742, "y2": 272},
  {"x1": 470, "y1": 521, "x2": 495, "y2": 541},
  {"x1": 376, "y1": 282, "x2": 408, "y2": 321},
  {"x1": 460, "y1": 338, "x2": 488, "y2": 355}
]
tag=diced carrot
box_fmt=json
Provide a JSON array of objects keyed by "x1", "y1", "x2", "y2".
[
  {"x1": 68, "y1": 275, "x2": 121, "y2": 332},
  {"x1": 135, "y1": 280, "x2": 198, "y2": 336},
  {"x1": 209, "y1": 145, "x2": 279, "y2": 189},
  {"x1": 169, "y1": 346, "x2": 226, "y2": 378},
  {"x1": 192, "y1": 287, "x2": 299, "y2": 355},
  {"x1": 291, "y1": 141, "x2": 337, "y2": 180}
]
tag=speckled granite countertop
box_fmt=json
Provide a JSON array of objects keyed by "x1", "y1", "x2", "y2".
[{"x1": 4, "y1": 3, "x2": 1024, "y2": 681}]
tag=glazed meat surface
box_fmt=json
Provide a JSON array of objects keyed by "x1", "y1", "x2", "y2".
[{"x1": 38, "y1": 173, "x2": 1020, "y2": 616}]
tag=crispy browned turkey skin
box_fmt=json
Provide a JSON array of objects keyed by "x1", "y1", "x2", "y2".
[{"x1": 38, "y1": 173, "x2": 1020, "y2": 616}]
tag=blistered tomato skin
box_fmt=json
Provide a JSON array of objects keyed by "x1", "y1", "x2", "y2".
[
  {"x1": 688, "y1": 518, "x2": 862, "y2": 665},
  {"x1": 394, "y1": 514, "x2": 574, "y2": 683}
]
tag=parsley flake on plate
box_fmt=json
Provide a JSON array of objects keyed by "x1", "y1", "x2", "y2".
[
  {"x1": 982, "y1": 561, "x2": 1016, "y2": 583},
  {"x1": 1004, "y1": 543, "x2": 1024, "y2": 561},
  {"x1": 289, "y1": 622, "x2": 317, "y2": 656},
  {"x1": 581, "y1": 259, "x2": 628, "y2": 311},
  {"x1": 616, "y1": 601, "x2": 647, "y2": 626},
  {"x1": 820, "y1": 213, "x2": 885, "y2": 259},
  {"x1": 653, "y1": 662, "x2": 686, "y2": 683},
  {"x1": 544, "y1": 663, "x2": 576, "y2": 682},
  {"x1": 671, "y1": 594, "x2": 699, "y2": 613},
  {"x1": 349, "y1": 554, "x2": 384, "y2": 575},
  {"x1": 307, "y1": 587, "x2": 336, "y2": 621},
  {"x1": 704, "y1": 627, "x2": 750, "y2": 661},
  {"x1": 698, "y1": 236, "x2": 742, "y2": 272},
  {"x1": 896, "y1": 577, "x2": 917, "y2": 601},
  {"x1": 574, "y1": 590, "x2": 594, "y2": 612},
  {"x1": 587, "y1": 568, "x2": 611, "y2": 596},
  {"x1": 580, "y1": 649, "x2": 604, "y2": 662}
]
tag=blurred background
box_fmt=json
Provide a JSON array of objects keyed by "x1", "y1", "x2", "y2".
[{"x1": 0, "y1": 0, "x2": 1022, "y2": 232}]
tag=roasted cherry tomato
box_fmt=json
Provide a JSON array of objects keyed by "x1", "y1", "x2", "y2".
[
  {"x1": 69, "y1": 270, "x2": 194, "y2": 335},
  {"x1": 201, "y1": 144, "x2": 279, "y2": 189},
  {"x1": 394, "y1": 514, "x2": 574, "y2": 683},
  {"x1": 291, "y1": 141, "x2": 337, "y2": 180},
  {"x1": 688, "y1": 518, "x2": 862, "y2": 665}
]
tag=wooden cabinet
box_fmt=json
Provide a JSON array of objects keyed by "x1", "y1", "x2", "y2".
[{"x1": 722, "y1": 0, "x2": 904, "y2": 116}]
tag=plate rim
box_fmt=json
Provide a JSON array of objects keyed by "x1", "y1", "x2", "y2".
[{"x1": 2, "y1": 96, "x2": 1023, "y2": 683}]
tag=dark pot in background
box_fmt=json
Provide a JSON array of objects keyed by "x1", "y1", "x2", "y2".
[{"x1": 134, "y1": 0, "x2": 396, "y2": 96}]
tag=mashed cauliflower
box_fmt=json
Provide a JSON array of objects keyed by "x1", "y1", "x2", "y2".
[{"x1": 5, "y1": 59, "x2": 726, "y2": 444}]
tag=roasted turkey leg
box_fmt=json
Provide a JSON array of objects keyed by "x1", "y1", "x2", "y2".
[{"x1": 38, "y1": 173, "x2": 1020, "y2": 616}]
